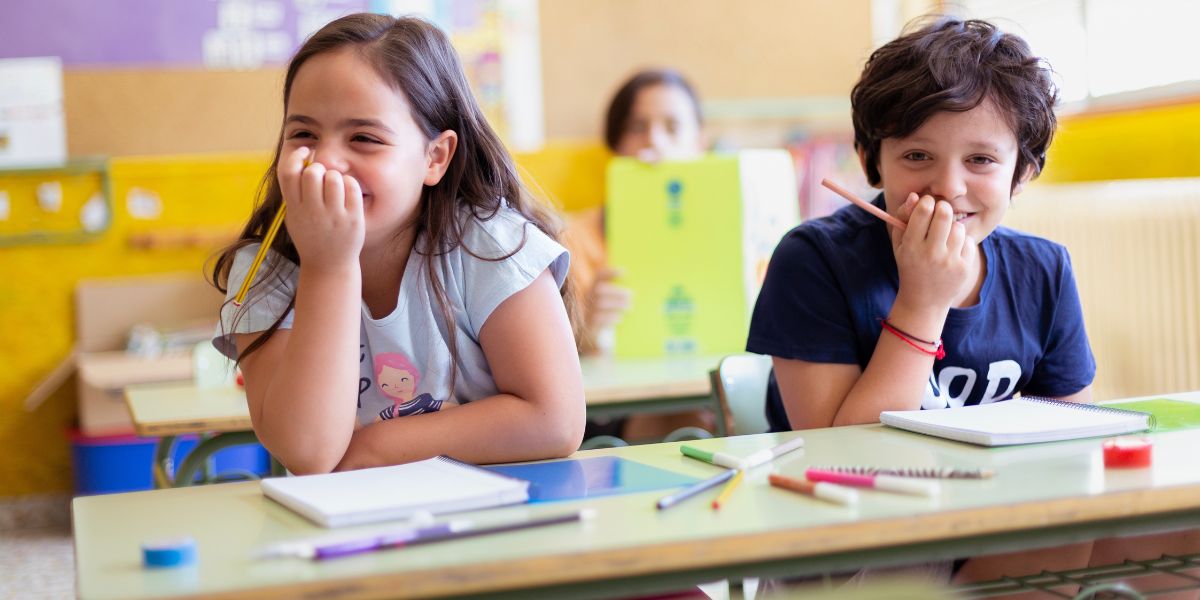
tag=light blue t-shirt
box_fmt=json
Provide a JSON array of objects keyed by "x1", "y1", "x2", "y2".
[{"x1": 214, "y1": 204, "x2": 570, "y2": 426}]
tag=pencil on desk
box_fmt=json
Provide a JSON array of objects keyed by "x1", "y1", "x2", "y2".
[
  {"x1": 812, "y1": 465, "x2": 994, "y2": 479},
  {"x1": 656, "y1": 468, "x2": 737, "y2": 510},
  {"x1": 821, "y1": 178, "x2": 907, "y2": 231},
  {"x1": 710, "y1": 469, "x2": 745, "y2": 510},
  {"x1": 233, "y1": 153, "x2": 313, "y2": 306}
]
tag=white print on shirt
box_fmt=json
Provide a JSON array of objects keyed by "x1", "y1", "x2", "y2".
[{"x1": 923, "y1": 359, "x2": 1022, "y2": 409}]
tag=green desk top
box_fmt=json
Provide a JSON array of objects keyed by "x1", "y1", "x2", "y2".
[{"x1": 75, "y1": 393, "x2": 1200, "y2": 600}]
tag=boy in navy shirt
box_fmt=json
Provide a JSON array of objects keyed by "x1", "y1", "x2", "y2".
[
  {"x1": 749, "y1": 17, "x2": 1100, "y2": 585},
  {"x1": 750, "y1": 18, "x2": 1094, "y2": 431}
]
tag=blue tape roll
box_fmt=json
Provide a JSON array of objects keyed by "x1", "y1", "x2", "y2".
[{"x1": 142, "y1": 537, "x2": 197, "y2": 568}]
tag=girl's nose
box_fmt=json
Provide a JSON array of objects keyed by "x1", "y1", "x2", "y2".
[{"x1": 312, "y1": 145, "x2": 349, "y2": 174}]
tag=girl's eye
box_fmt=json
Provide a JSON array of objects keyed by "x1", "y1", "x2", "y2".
[
  {"x1": 287, "y1": 130, "x2": 314, "y2": 140},
  {"x1": 351, "y1": 134, "x2": 379, "y2": 143}
]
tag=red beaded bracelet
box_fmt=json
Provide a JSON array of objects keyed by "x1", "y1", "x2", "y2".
[{"x1": 879, "y1": 318, "x2": 945, "y2": 360}]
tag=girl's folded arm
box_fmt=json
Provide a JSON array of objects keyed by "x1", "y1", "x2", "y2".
[
  {"x1": 236, "y1": 267, "x2": 363, "y2": 475},
  {"x1": 335, "y1": 269, "x2": 585, "y2": 470}
]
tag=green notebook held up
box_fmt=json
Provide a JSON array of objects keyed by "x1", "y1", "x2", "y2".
[{"x1": 880, "y1": 397, "x2": 1156, "y2": 446}]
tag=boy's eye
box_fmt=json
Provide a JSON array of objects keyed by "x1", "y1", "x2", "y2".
[
  {"x1": 968, "y1": 156, "x2": 996, "y2": 165},
  {"x1": 903, "y1": 151, "x2": 930, "y2": 161}
]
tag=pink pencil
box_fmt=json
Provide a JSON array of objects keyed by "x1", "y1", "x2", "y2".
[{"x1": 821, "y1": 179, "x2": 907, "y2": 231}]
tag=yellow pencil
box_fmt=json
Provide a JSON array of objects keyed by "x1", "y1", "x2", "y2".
[
  {"x1": 710, "y1": 469, "x2": 745, "y2": 510},
  {"x1": 233, "y1": 153, "x2": 312, "y2": 306}
]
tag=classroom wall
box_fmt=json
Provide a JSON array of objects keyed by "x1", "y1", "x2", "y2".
[
  {"x1": 0, "y1": 155, "x2": 266, "y2": 496},
  {"x1": 1045, "y1": 98, "x2": 1200, "y2": 182},
  {"x1": 65, "y1": 69, "x2": 283, "y2": 157},
  {"x1": 539, "y1": 0, "x2": 874, "y2": 142},
  {"x1": 56, "y1": 1, "x2": 875, "y2": 158}
]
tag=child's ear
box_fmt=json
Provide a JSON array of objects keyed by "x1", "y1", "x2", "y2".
[
  {"x1": 1011, "y1": 163, "x2": 1037, "y2": 196},
  {"x1": 856, "y1": 146, "x2": 878, "y2": 187},
  {"x1": 424, "y1": 130, "x2": 458, "y2": 186}
]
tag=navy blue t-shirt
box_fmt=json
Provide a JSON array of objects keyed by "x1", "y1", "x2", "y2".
[{"x1": 748, "y1": 194, "x2": 1096, "y2": 432}]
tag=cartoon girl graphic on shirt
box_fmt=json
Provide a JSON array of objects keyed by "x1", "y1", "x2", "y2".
[{"x1": 373, "y1": 352, "x2": 443, "y2": 421}]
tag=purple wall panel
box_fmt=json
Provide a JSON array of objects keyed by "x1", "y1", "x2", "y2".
[{"x1": 0, "y1": 0, "x2": 368, "y2": 67}]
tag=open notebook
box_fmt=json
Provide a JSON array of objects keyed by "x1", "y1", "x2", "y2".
[
  {"x1": 880, "y1": 397, "x2": 1155, "y2": 446},
  {"x1": 261, "y1": 456, "x2": 529, "y2": 528}
]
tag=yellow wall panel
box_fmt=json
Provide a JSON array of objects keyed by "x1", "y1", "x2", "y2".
[
  {"x1": 0, "y1": 153, "x2": 269, "y2": 496},
  {"x1": 515, "y1": 142, "x2": 610, "y2": 212},
  {"x1": 1046, "y1": 100, "x2": 1200, "y2": 182}
]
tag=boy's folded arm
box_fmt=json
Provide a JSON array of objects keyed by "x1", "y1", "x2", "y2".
[
  {"x1": 236, "y1": 268, "x2": 363, "y2": 475},
  {"x1": 772, "y1": 357, "x2": 861, "y2": 430},
  {"x1": 773, "y1": 320, "x2": 946, "y2": 429},
  {"x1": 1050, "y1": 385, "x2": 1093, "y2": 404}
]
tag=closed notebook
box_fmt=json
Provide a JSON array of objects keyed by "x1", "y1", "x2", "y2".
[
  {"x1": 880, "y1": 397, "x2": 1155, "y2": 446},
  {"x1": 261, "y1": 455, "x2": 529, "y2": 528}
]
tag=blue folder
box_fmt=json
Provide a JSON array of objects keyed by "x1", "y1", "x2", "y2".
[{"x1": 484, "y1": 456, "x2": 700, "y2": 503}]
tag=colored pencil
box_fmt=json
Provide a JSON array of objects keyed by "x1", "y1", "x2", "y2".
[
  {"x1": 233, "y1": 152, "x2": 313, "y2": 306},
  {"x1": 656, "y1": 468, "x2": 737, "y2": 510},
  {"x1": 710, "y1": 469, "x2": 745, "y2": 510},
  {"x1": 810, "y1": 465, "x2": 994, "y2": 479},
  {"x1": 821, "y1": 178, "x2": 908, "y2": 231}
]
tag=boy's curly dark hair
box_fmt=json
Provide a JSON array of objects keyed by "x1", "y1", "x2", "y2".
[{"x1": 851, "y1": 17, "x2": 1059, "y2": 189}]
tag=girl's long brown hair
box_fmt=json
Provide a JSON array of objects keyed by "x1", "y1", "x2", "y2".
[{"x1": 211, "y1": 14, "x2": 576, "y2": 394}]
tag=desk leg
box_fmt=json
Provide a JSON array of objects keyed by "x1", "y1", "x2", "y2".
[
  {"x1": 152, "y1": 435, "x2": 178, "y2": 488},
  {"x1": 172, "y1": 431, "x2": 263, "y2": 488}
]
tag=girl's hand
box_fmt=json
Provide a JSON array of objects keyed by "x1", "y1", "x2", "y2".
[
  {"x1": 889, "y1": 193, "x2": 977, "y2": 313},
  {"x1": 278, "y1": 146, "x2": 365, "y2": 273}
]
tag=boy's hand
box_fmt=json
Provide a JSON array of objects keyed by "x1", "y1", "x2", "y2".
[
  {"x1": 278, "y1": 146, "x2": 366, "y2": 274},
  {"x1": 890, "y1": 193, "x2": 977, "y2": 313}
]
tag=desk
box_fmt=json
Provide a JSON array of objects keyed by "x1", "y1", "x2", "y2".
[
  {"x1": 125, "y1": 383, "x2": 260, "y2": 488},
  {"x1": 579, "y1": 354, "x2": 723, "y2": 431},
  {"x1": 125, "y1": 355, "x2": 723, "y2": 486},
  {"x1": 77, "y1": 393, "x2": 1200, "y2": 599}
]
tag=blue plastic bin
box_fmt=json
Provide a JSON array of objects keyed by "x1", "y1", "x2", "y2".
[{"x1": 68, "y1": 429, "x2": 269, "y2": 495}]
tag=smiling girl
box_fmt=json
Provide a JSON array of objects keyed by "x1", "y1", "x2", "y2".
[{"x1": 211, "y1": 14, "x2": 584, "y2": 475}]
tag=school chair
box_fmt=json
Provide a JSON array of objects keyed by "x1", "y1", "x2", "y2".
[{"x1": 711, "y1": 353, "x2": 773, "y2": 436}]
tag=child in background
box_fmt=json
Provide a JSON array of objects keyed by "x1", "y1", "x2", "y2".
[
  {"x1": 568, "y1": 68, "x2": 706, "y2": 354},
  {"x1": 568, "y1": 69, "x2": 712, "y2": 443},
  {"x1": 749, "y1": 17, "x2": 1098, "y2": 584},
  {"x1": 211, "y1": 14, "x2": 584, "y2": 475}
]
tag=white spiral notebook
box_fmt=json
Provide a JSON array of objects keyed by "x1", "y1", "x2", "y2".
[
  {"x1": 880, "y1": 397, "x2": 1155, "y2": 446},
  {"x1": 261, "y1": 456, "x2": 530, "y2": 528}
]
